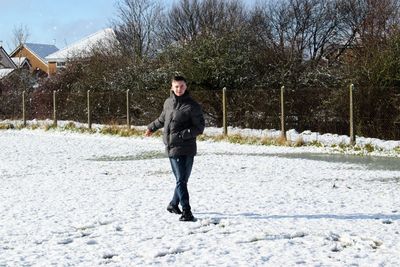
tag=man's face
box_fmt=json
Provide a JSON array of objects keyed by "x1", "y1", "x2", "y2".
[{"x1": 171, "y1": 80, "x2": 187, "y2": 96}]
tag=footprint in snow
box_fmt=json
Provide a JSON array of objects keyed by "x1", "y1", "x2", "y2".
[
  {"x1": 199, "y1": 217, "x2": 221, "y2": 226},
  {"x1": 87, "y1": 239, "x2": 98, "y2": 245},
  {"x1": 103, "y1": 252, "x2": 118, "y2": 259},
  {"x1": 58, "y1": 238, "x2": 73, "y2": 245},
  {"x1": 330, "y1": 244, "x2": 343, "y2": 252}
]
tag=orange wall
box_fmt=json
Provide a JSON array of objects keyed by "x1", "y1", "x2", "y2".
[
  {"x1": 48, "y1": 62, "x2": 57, "y2": 76},
  {"x1": 12, "y1": 47, "x2": 49, "y2": 74}
]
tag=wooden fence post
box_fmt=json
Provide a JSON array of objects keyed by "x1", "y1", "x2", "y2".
[
  {"x1": 222, "y1": 87, "x2": 227, "y2": 135},
  {"x1": 53, "y1": 90, "x2": 57, "y2": 127},
  {"x1": 349, "y1": 84, "x2": 355, "y2": 145},
  {"x1": 280, "y1": 86, "x2": 286, "y2": 140},
  {"x1": 22, "y1": 90, "x2": 26, "y2": 127},
  {"x1": 87, "y1": 90, "x2": 91, "y2": 129},
  {"x1": 126, "y1": 89, "x2": 131, "y2": 129}
]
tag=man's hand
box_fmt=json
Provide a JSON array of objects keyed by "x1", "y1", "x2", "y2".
[{"x1": 144, "y1": 129, "x2": 153, "y2": 137}]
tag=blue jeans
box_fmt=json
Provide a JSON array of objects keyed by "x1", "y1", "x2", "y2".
[{"x1": 169, "y1": 156, "x2": 194, "y2": 211}]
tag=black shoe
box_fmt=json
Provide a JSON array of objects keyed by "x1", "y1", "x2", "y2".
[
  {"x1": 179, "y1": 210, "x2": 195, "y2": 222},
  {"x1": 167, "y1": 204, "x2": 182, "y2": 215}
]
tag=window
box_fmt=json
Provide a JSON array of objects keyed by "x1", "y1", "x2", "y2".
[{"x1": 56, "y1": 61, "x2": 66, "y2": 68}]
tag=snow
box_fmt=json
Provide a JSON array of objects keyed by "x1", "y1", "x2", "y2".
[
  {"x1": 1, "y1": 128, "x2": 400, "y2": 266},
  {"x1": 204, "y1": 127, "x2": 400, "y2": 154},
  {"x1": 0, "y1": 68, "x2": 14, "y2": 79},
  {"x1": 2, "y1": 119, "x2": 400, "y2": 154},
  {"x1": 45, "y1": 28, "x2": 115, "y2": 62},
  {"x1": 11, "y1": 57, "x2": 27, "y2": 67}
]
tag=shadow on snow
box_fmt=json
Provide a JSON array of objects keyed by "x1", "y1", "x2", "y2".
[{"x1": 196, "y1": 211, "x2": 400, "y2": 221}]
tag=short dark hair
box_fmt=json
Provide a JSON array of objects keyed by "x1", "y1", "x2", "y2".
[{"x1": 172, "y1": 75, "x2": 187, "y2": 83}]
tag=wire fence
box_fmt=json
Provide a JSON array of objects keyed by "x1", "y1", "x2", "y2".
[{"x1": 0, "y1": 86, "x2": 399, "y2": 140}]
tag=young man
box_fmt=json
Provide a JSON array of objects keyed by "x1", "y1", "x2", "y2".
[{"x1": 145, "y1": 76, "x2": 205, "y2": 221}]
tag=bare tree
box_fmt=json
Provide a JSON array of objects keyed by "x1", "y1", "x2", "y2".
[
  {"x1": 252, "y1": 0, "x2": 347, "y2": 64},
  {"x1": 201, "y1": 0, "x2": 248, "y2": 35},
  {"x1": 323, "y1": 0, "x2": 400, "y2": 62},
  {"x1": 112, "y1": 0, "x2": 163, "y2": 63},
  {"x1": 162, "y1": 0, "x2": 247, "y2": 44},
  {"x1": 161, "y1": 0, "x2": 201, "y2": 44},
  {"x1": 248, "y1": 0, "x2": 379, "y2": 86},
  {"x1": 343, "y1": 0, "x2": 400, "y2": 78},
  {"x1": 357, "y1": 0, "x2": 400, "y2": 42},
  {"x1": 12, "y1": 24, "x2": 30, "y2": 47}
]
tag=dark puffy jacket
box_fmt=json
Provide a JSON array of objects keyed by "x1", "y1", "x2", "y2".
[{"x1": 147, "y1": 91, "x2": 205, "y2": 157}]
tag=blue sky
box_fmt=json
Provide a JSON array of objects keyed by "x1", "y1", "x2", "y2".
[
  {"x1": 0, "y1": 0, "x2": 118, "y2": 53},
  {"x1": 0, "y1": 0, "x2": 257, "y2": 53}
]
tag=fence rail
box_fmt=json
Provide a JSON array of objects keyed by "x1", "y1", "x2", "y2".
[{"x1": 0, "y1": 86, "x2": 399, "y2": 140}]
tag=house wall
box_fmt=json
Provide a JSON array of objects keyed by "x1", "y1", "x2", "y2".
[
  {"x1": 12, "y1": 47, "x2": 49, "y2": 74},
  {"x1": 48, "y1": 62, "x2": 57, "y2": 76}
]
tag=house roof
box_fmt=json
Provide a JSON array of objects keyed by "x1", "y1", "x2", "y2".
[
  {"x1": 24, "y1": 43, "x2": 59, "y2": 60},
  {"x1": 10, "y1": 42, "x2": 59, "y2": 66},
  {"x1": 45, "y1": 28, "x2": 115, "y2": 62},
  {"x1": 0, "y1": 46, "x2": 17, "y2": 69}
]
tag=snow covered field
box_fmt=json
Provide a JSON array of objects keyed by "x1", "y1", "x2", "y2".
[{"x1": 1, "y1": 129, "x2": 399, "y2": 266}]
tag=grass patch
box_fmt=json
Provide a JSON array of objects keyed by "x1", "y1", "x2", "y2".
[
  {"x1": 44, "y1": 124, "x2": 57, "y2": 131},
  {"x1": 226, "y1": 134, "x2": 246, "y2": 144},
  {"x1": 338, "y1": 143, "x2": 350, "y2": 150},
  {"x1": 100, "y1": 125, "x2": 145, "y2": 137},
  {"x1": 293, "y1": 136, "x2": 305, "y2": 147},
  {"x1": 227, "y1": 134, "x2": 258, "y2": 145},
  {"x1": 207, "y1": 134, "x2": 244, "y2": 144},
  {"x1": 208, "y1": 134, "x2": 273, "y2": 146},
  {"x1": 364, "y1": 143, "x2": 375, "y2": 153},
  {"x1": 60, "y1": 122, "x2": 96, "y2": 134},
  {"x1": 15, "y1": 124, "x2": 26, "y2": 130},
  {"x1": 100, "y1": 125, "x2": 122, "y2": 135},
  {"x1": 0, "y1": 123, "x2": 15, "y2": 130},
  {"x1": 260, "y1": 136, "x2": 276, "y2": 146},
  {"x1": 329, "y1": 142, "x2": 384, "y2": 155},
  {"x1": 64, "y1": 122, "x2": 77, "y2": 130},
  {"x1": 309, "y1": 140, "x2": 323, "y2": 147},
  {"x1": 30, "y1": 124, "x2": 40, "y2": 130},
  {"x1": 197, "y1": 134, "x2": 210, "y2": 141},
  {"x1": 202, "y1": 134, "x2": 297, "y2": 147}
]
